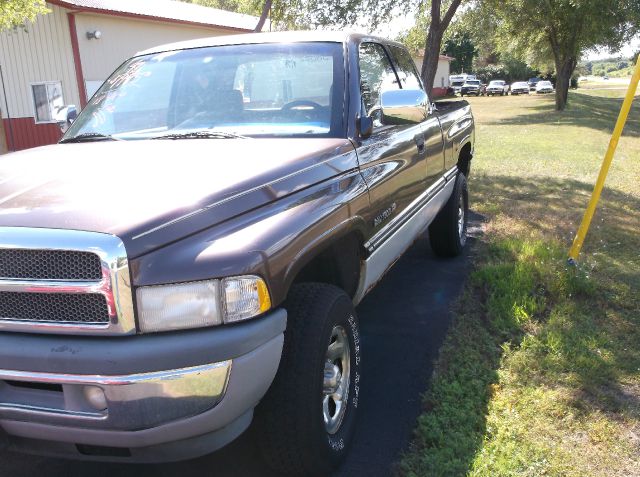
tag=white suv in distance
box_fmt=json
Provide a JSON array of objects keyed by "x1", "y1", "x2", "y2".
[
  {"x1": 536, "y1": 80, "x2": 554, "y2": 93},
  {"x1": 486, "y1": 80, "x2": 509, "y2": 96},
  {"x1": 460, "y1": 79, "x2": 482, "y2": 96}
]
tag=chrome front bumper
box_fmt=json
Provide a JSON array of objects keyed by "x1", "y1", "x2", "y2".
[
  {"x1": 0, "y1": 309, "x2": 287, "y2": 462},
  {"x1": 0, "y1": 361, "x2": 230, "y2": 431}
]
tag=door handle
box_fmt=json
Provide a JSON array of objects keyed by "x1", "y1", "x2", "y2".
[{"x1": 415, "y1": 135, "x2": 426, "y2": 154}]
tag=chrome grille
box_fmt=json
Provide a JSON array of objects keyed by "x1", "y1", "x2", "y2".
[
  {"x1": 0, "y1": 249, "x2": 102, "y2": 281},
  {"x1": 0, "y1": 292, "x2": 110, "y2": 323},
  {"x1": 0, "y1": 227, "x2": 135, "y2": 336}
]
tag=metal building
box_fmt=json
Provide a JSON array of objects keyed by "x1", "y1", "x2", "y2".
[{"x1": 0, "y1": 0, "x2": 258, "y2": 152}]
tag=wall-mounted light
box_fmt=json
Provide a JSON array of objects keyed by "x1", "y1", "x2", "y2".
[{"x1": 86, "y1": 30, "x2": 102, "y2": 40}]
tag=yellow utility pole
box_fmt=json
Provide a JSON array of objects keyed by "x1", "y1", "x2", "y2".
[{"x1": 568, "y1": 56, "x2": 640, "y2": 263}]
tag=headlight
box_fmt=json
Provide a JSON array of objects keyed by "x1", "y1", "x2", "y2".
[{"x1": 136, "y1": 275, "x2": 271, "y2": 333}]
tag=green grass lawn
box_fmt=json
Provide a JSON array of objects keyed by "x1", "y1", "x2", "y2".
[{"x1": 400, "y1": 88, "x2": 640, "y2": 476}]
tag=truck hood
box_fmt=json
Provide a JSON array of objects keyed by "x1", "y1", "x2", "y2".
[{"x1": 0, "y1": 138, "x2": 357, "y2": 257}]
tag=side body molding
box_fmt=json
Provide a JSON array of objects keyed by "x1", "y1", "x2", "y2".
[{"x1": 353, "y1": 170, "x2": 457, "y2": 304}]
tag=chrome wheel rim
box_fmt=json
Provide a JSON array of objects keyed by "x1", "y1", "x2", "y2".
[
  {"x1": 458, "y1": 195, "x2": 466, "y2": 246},
  {"x1": 322, "y1": 325, "x2": 351, "y2": 435}
]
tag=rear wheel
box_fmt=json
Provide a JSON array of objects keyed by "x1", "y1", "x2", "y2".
[
  {"x1": 256, "y1": 283, "x2": 361, "y2": 476},
  {"x1": 429, "y1": 172, "x2": 469, "y2": 257}
]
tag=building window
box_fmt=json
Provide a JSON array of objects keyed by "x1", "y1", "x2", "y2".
[{"x1": 31, "y1": 82, "x2": 64, "y2": 123}]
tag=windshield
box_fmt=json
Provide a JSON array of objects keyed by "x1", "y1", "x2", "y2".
[
  {"x1": 63, "y1": 42, "x2": 345, "y2": 141},
  {"x1": 512, "y1": 82, "x2": 527, "y2": 88},
  {"x1": 489, "y1": 81, "x2": 504, "y2": 86},
  {"x1": 466, "y1": 80, "x2": 480, "y2": 85}
]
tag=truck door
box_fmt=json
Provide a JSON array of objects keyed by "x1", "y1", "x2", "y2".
[
  {"x1": 355, "y1": 42, "x2": 429, "y2": 233},
  {"x1": 387, "y1": 45, "x2": 445, "y2": 188}
]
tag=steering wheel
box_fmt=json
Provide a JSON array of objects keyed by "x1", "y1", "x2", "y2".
[{"x1": 281, "y1": 100, "x2": 323, "y2": 111}]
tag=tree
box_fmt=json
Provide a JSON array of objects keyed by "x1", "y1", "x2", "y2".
[
  {"x1": 398, "y1": 1, "x2": 468, "y2": 96},
  {"x1": 480, "y1": 0, "x2": 640, "y2": 110},
  {"x1": 419, "y1": 0, "x2": 465, "y2": 97},
  {"x1": 0, "y1": 0, "x2": 49, "y2": 31},
  {"x1": 443, "y1": 32, "x2": 476, "y2": 73}
]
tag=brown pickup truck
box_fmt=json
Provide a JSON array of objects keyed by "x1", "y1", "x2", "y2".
[{"x1": 0, "y1": 31, "x2": 474, "y2": 475}]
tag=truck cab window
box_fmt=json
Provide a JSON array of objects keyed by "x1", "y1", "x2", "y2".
[{"x1": 358, "y1": 42, "x2": 399, "y2": 127}]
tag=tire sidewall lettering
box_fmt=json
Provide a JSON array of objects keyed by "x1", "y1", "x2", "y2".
[{"x1": 326, "y1": 312, "x2": 361, "y2": 455}]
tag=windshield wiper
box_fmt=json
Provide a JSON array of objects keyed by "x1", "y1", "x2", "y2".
[
  {"x1": 152, "y1": 131, "x2": 249, "y2": 140},
  {"x1": 60, "y1": 132, "x2": 122, "y2": 143}
]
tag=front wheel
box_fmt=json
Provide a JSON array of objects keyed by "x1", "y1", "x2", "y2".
[
  {"x1": 429, "y1": 172, "x2": 469, "y2": 257},
  {"x1": 255, "y1": 283, "x2": 361, "y2": 476}
]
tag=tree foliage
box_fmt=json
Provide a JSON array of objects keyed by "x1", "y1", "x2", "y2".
[
  {"x1": 443, "y1": 32, "x2": 476, "y2": 73},
  {"x1": 0, "y1": 0, "x2": 49, "y2": 31},
  {"x1": 179, "y1": 0, "x2": 303, "y2": 29},
  {"x1": 478, "y1": 0, "x2": 640, "y2": 110},
  {"x1": 473, "y1": 55, "x2": 540, "y2": 83},
  {"x1": 181, "y1": 0, "x2": 258, "y2": 12}
]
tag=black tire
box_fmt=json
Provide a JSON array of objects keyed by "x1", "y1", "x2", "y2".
[
  {"x1": 429, "y1": 172, "x2": 469, "y2": 257},
  {"x1": 255, "y1": 283, "x2": 361, "y2": 476}
]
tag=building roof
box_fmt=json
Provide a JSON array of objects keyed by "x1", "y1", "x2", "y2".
[
  {"x1": 411, "y1": 50, "x2": 455, "y2": 62},
  {"x1": 48, "y1": 0, "x2": 260, "y2": 32}
]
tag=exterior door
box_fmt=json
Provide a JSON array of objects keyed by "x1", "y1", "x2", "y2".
[
  {"x1": 387, "y1": 45, "x2": 445, "y2": 188},
  {"x1": 355, "y1": 42, "x2": 429, "y2": 234}
]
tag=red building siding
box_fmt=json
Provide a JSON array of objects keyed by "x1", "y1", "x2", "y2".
[
  {"x1": 3, "y1": 118, "x2": 62, "y2": 151},
  {"x1": 432, "y1": 87, "x2": 449, "y2": 98}
]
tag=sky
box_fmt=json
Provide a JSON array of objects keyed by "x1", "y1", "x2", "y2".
[
  {"x1": 585, "y1": 38, "x2": 640, "y2": 61},
  {"x1": 373, "y1": 8, "x2": 416, "y2": 39}
]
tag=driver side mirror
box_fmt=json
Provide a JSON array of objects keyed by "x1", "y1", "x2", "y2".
[
  {"x1": 55, "y1": 105, "x2": 78, "y2": 133},
  {"x1": 379, "y1": 89, "x2": 429, "y2": 125},
  {"x1": 357, "y1": 115, "x2": 373, "y2": 139}
]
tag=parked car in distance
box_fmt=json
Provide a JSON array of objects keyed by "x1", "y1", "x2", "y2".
[
  {"x1": 450, "y1": 78, "x2": 464, "y2": 95},
  {"x1": 0, "y1": 30, "x2": 475, "y2": 476},
  {"x1": 450, "y1": 73, "x2": 476, "y2": 95},
  {"x1": 536, "y1": 80, "x2": 554, "y2": 93},
  {"x1": 528, "y1": 77, "x2": 542, "y2": 91},
  {"x1": 461, "y1": 79, "x2": 482, "y2": 96},
  {"x1": 486, "y1": 80, "x2": 509, "y2": 96},
  {"x1": 510, "y1": 81, "x2": 530, "y2": 95}
]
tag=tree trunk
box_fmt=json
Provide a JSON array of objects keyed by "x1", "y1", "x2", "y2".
[
  {"x1": 420, "y1": 25, "x2": 443, "y2": 99},
  {"x1": 554, "y1": 56, "x2": 577, "y2": 111},
  {"x1": 418, "y1": 0, "x2": 463, "y2": 99},
  {"x1": 254, "y1": 0, "x2": 272, "y2": 32}
]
